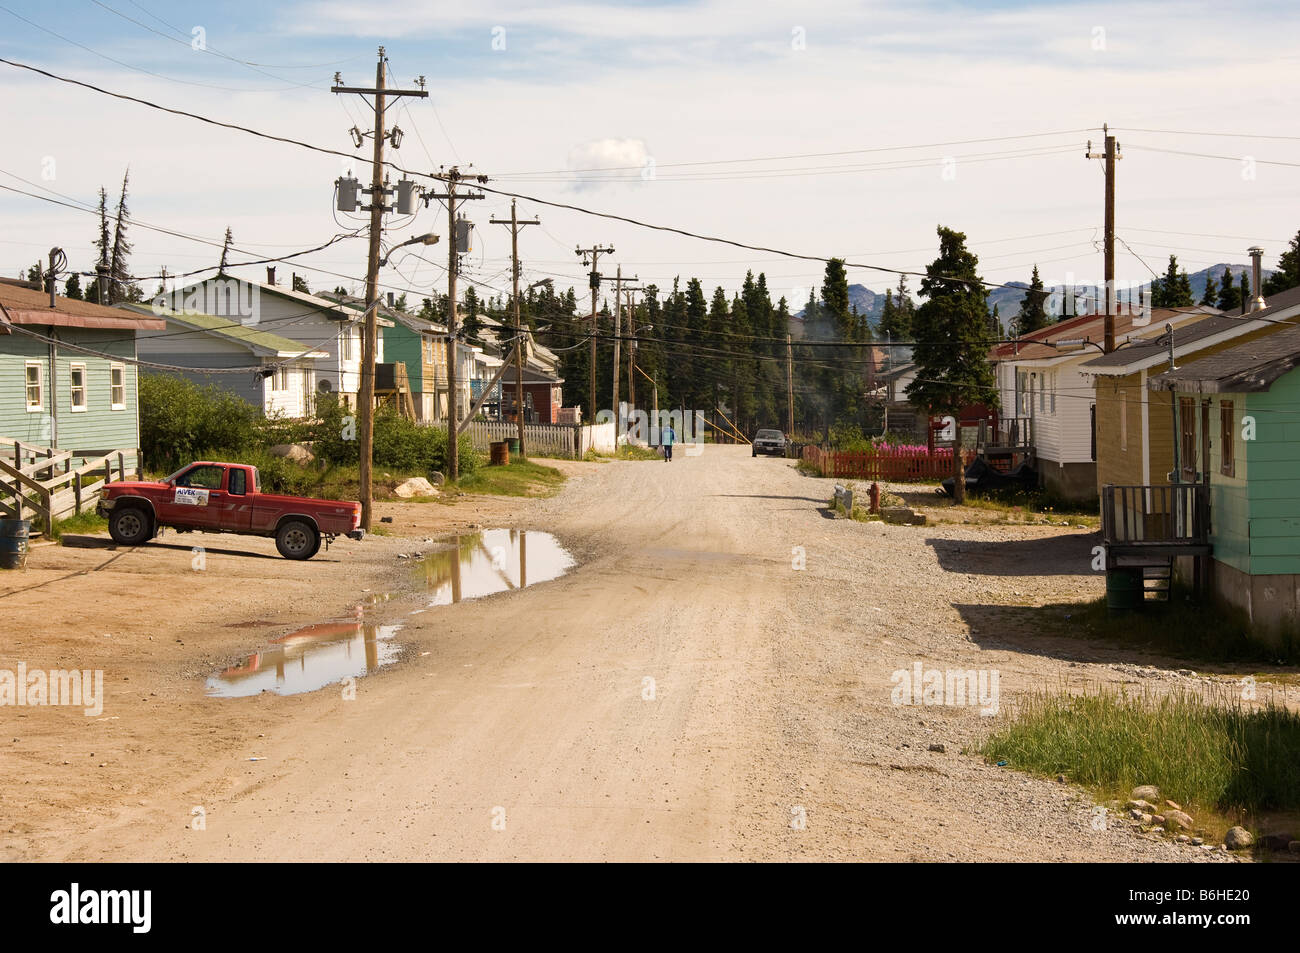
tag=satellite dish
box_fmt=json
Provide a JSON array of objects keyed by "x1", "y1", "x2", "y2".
[{"x1": 317, "y1": 379, "x2": 334, "y2": 393}]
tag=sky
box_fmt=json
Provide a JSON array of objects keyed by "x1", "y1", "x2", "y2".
[{"x1": 3, "y1": 0, "x2": 1300, "y2": 313}]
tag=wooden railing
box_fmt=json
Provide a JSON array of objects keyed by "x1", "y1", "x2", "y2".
[
  {"x1": 0, "y1": 440, "x2": 139, "y2": 537},
  {"x1": 1101, "y1": 483, "x2": 1210, "y2": 546}
]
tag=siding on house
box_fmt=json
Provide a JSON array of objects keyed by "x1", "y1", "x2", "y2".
[
  {"x1": 0, "y1": 327, "x2": 141, "y2": 463},
  {"x1": 1242, "y1": 372, "x2": 1300, "y2": 574}
]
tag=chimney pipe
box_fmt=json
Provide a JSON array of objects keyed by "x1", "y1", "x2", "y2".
[
  {"x1": 387, "y1": 291, "x2": 395, "y2": 309},
  {"x1": 1248, "y1": 247, "x2": 1266, "y2": 313},
  {"x1": 267, "y1": 266, "x2": 276, "y2": 286}
]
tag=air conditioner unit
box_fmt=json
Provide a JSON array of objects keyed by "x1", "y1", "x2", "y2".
[{"x1": 317, "y1": 378, "x2": 334, "y2": 393}]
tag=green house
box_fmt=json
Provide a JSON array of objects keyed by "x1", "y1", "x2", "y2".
[
  {"x1": 1150, "y1": 320, "x2": 1300, "y2": 640},
  {"x1": 0, "y1": 280, "x2": 164, "y2": 531}
]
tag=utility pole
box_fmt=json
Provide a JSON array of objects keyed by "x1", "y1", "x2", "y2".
[
  {"x1": 489, "y1": 199, "x2": 539, "y2": 457},
  {"x1": 612, "y1": 265, "x2": 622, "y2": 425},
  {"x1": 624, "y1": 285, "x2": 641, "y2": 419},
  {"x1": 786, "y1": 333, "x2": 795, "y2": 436},
  {"x1": 610, "y1": 268, "x2": 639, "y2": 427},
  {"x1": 576, "y1": 243, "x2": 614, "y2": 421},
  {"x1": 426, "y1": 167, "x2": 486, "y2": 480},
  {"x1": 1086, "y1": 124, "x2": 1122, "y2": 353},
  {"x1": 332, "y1": 48, "x2": 427, "y2": 528}
]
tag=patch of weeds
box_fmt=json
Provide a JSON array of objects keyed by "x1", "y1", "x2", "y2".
[
  {"x1": 51, "y1": 510, "x2": 108, "y2": 542},
  {"x1": 982, "y1": 686, "x2": 1300, "y2": 837}
]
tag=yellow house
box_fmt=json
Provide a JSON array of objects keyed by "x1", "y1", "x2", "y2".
[{"x1": 1081, "y1": 287, "x2": 1300, "y2": 493}]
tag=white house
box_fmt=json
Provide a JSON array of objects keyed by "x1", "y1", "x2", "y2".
[
  {"x1": 124, "y1": 303, "x2": 327, "y2": 417},
  {"x1": 154, "y1": 271, "x2": 391, "y2": 410}
]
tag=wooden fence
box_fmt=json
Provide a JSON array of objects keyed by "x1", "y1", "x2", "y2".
[
  {"x1": 0, "y1": 439, "x2": 140, "y2": 537},
  {"x1": 436, "y1": 419, "x2": 615, "y2": 459},
  {"x1": 802, "y1": 444, "x2": 974, "y2": 481}
]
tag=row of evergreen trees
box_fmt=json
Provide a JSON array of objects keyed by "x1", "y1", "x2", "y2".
[{"x1": 1008, "y1": 233, "x2": 1300, "y2": 335}]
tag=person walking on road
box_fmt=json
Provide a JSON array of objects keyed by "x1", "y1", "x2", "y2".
[{"x1": 662, "y1": 423, "x2": 676, "y2": 462}]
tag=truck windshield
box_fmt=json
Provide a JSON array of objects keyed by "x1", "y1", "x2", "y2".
[{"x1": 756, "y1": 430, "x2": 783, "y2": 440}]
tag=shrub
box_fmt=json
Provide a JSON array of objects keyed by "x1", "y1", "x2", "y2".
[{"x1": 139, "y1": 374, "x2": 259, "y2": 471}]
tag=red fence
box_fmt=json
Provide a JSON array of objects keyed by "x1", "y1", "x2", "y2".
[{"x1": 802, "y1": 445, "x2": 974, "y2": 481}]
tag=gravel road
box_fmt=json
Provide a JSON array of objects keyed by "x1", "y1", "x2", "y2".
[{"x1": 3, "y1": 445, "x2": 1260, "y2": 861}]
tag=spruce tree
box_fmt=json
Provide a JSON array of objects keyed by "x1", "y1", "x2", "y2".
[
  {"x1": 1217, "y1": 266, "x2": 1241, "y2": 312},
  {"x1": 1264, "y1": 230, "x2": 1300, "y2": 296},
  {"x1": 1016, "y1": 265, "x2": 1049, "y2": 334},
  {"x1": 109, "y1": 170, "x2": 139, "y2": 303},
  {"x1": 218, "y1": 227, "x2": 235, "y2": 274},
  {"x1": 63, "y1": 274, "x2": 82, "y2": 300},
  {"x1": 905, "y1": 226, "x2": 997, "y2": 504},
  {"x1": 1200, "y1": 272, "x2": 1218, "y2": 307}
]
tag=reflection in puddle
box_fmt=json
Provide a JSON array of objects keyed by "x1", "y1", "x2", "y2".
[
  {"x1": 418, "y1": 529, "x2": 574, "y2": 606},
  {"x1": 205, "y1": 621, "x2": 403, "y2": 698}
]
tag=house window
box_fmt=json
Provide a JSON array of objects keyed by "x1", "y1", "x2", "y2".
[
  {"x1": 275, "y1": 366, "x2": 288, "y2": 391},
  {"x1": 1050, "y1": 373, "x2": 1057, "y2": 414},
  {"x1": 69, "y1": 363, "x2": 87, "y2": 412},
  {"x1": 110, "y1": 364, "x2": 126, "y2": 410},
  {"x1": 341, "y1": 327, "x2": 354, "y2": 361},
  {"x1": 1220, "y1": 400, "x2": 1235, "y2": 477},
  {"x1": 1180, "y1": 397, "x2": 1198, "y2": 481},
  {"x1": 25, "y1": 362, "x2": 42, "y2": 411},
  {"x1": 1119, "y1": 390, "x2": 1127, "y2": 452}
]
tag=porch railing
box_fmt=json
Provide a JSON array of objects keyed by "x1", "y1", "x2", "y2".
[{"x1": 1101, "y1": 483, "x2": 1210, "y2": 546}]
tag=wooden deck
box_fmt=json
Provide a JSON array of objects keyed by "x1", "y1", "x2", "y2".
[{"x1": 0, "y1": 438, "x2": 139, "y2": 536}]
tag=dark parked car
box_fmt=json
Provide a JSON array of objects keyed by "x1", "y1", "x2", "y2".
[{"x1": 752, "y1": 429, "x2": 788, "y2": 457}]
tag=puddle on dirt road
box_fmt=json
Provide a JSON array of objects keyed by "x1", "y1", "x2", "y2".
[
  {"x1": 205, "y1": 529, "x2": 573, "y2": 698},
  {"x1": 205, "y1": 621, "x2": 403, "y2": 698},
  {"x1": 416, "y1": 528, "x2": 575, "y2": 606}
]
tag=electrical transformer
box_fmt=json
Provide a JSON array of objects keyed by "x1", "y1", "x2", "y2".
[
  {"x1": 455, "y1": 214, "x2": 473, "y2": 254},
  {"x1": 336, "y1": 176, "x2": 359, "y2": 213},
  {"x1": 395, "y1": 178, "x2": 418, "y2": 215}
]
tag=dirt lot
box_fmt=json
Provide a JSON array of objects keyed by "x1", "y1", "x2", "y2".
[{"x1": 1, "y1": 446, "x2": 1290, "y2": 861}]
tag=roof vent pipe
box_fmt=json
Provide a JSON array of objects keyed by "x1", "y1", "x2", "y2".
[{"x1": 1248, "y1": 246, "x2": 1267, "y2": 313}]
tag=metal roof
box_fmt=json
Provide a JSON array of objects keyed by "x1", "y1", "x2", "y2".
[{"x1": 122, "y1": 303, "x2": 326, "y2": 358}]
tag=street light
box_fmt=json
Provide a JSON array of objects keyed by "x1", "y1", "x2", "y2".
[{"x1": 378, "y1": 232, "x2": 439, "y2": 267}]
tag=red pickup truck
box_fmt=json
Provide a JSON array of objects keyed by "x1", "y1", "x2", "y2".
[{"x1": 98, "y1": 461, "x2": 363, "y2": 559}]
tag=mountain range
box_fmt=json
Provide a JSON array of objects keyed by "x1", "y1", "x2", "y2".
[{"x1": 791, "y1": 265, "x2": 1275, "y2": 337}]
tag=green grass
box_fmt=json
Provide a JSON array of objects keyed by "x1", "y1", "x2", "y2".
[
  {"x1": 51, "y1": 510, "x2": 108, "y2": 542},
  {"x1": 451, "y1": 459, "x2": 567, "y2": 497},
  {"x1": 982, "y1": 687, "x2": 1300, "y2": 827},
  {"x1": 960, "y1": 487, "x2": 1101, "y2": 527},
  {"x1": 1062, "y1": 589, "x2": 1300, "y2": 666},
  {"x1": 584, "y1": 444, "x2": 665, "y2": 462}
]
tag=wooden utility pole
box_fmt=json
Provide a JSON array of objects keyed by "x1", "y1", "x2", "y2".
[
  {"x1": 786, "y1": 333, "x2": 795, "y2": 436},
  {"x1": 426, "y1": 167, "x2": 486, "y2": 480},
  {"x1": 1086, "y1": 124, "x2": 1122, "y2": 353},
  {"x1": 576, "y1": 243, "x2": 614, "y2": 421},
  {"x1": 332, "y1": 48, "x2": 426, "y2": 528},
  {"x1": 610, "y1": 269, "x2": 639, "y2": 425},
  {"x1": 624, "y1": 285, "x2": 641, "y2": 417},
  {"x1": 612, "y1": 266, "x2": 622, "y2": 424},
  {"x1": 489, "y1": 199, "x2": 539, "y2": 457}
]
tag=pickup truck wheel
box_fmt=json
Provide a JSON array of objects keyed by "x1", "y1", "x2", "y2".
[
  {"x1": 108, "y1": 506, "x2": 152, "y2": 546},
  {"x1": 276, "y1": 520, "x2": 318, "y2": 560}
]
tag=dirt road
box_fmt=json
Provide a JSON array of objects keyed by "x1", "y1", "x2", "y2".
[{"x1": 1, "y1": 446, "x2": 1250, "y2": 861}]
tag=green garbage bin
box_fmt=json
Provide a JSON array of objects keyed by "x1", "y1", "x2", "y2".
[
  {"x1": 1105, "y1": 568, "x2": 1143, "y2": 612},
  {"x1": 506, "y1": 437, "x2": 521, "y2": 456}
]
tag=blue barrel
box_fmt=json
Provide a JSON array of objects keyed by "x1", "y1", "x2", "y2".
[{"x1": 0, "y1": 519, "x2": 31, "y2": 570}]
